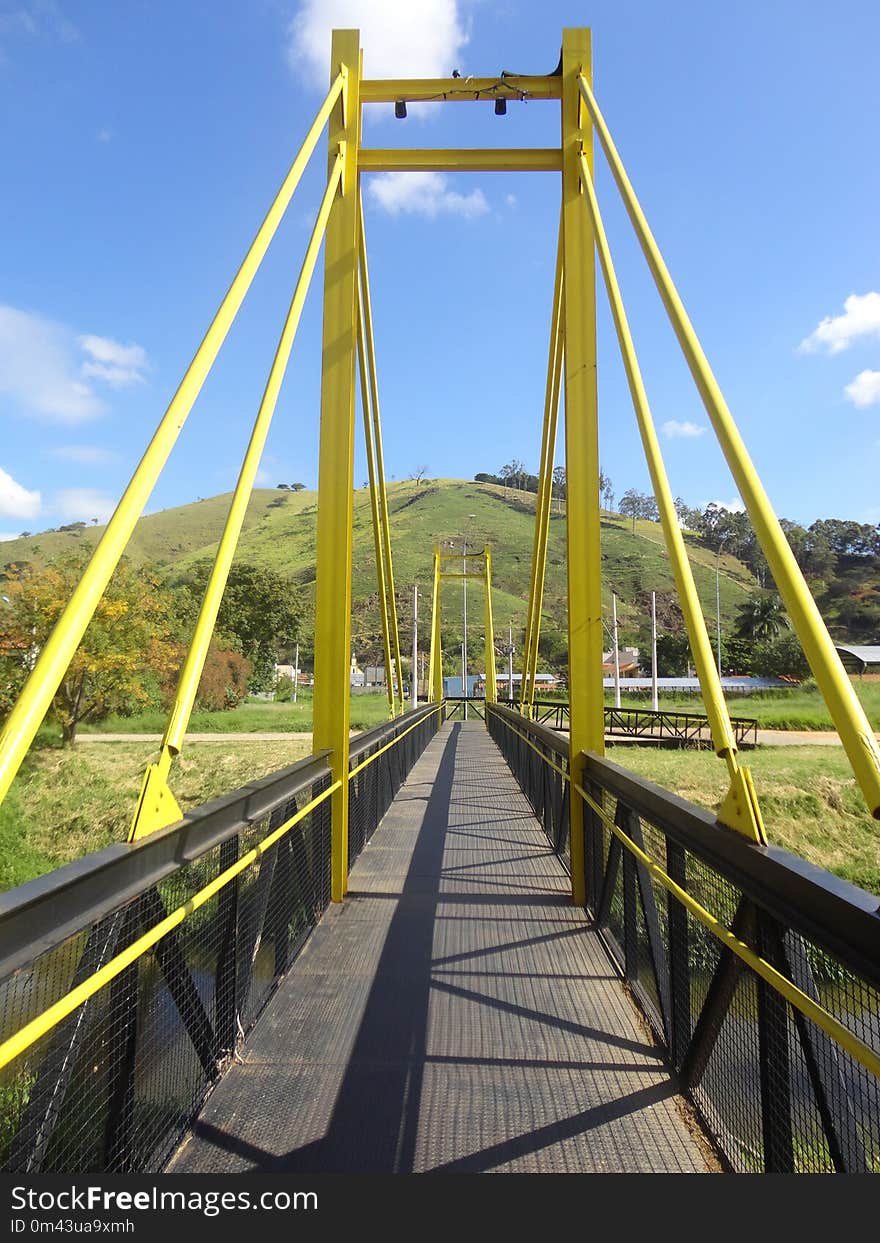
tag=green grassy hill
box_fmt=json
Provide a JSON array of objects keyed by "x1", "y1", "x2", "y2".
[{"x1": 1, "y1": 480, "x2": 758, "y2": 666}]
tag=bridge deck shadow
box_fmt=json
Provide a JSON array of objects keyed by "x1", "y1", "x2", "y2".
[{"x1": 168, "y1": 722, "x2": 709, "y2": 1174}]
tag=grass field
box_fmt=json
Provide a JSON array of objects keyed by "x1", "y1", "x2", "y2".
[
  {"x1": 614, "y1": 745, "x2": 880, "y2": 895},
  {"x1": 2, "y1": 730, "x2": 878, "y2": 899},
  {"x1": 66, "y1": 682, "x2": 880, "y2": 736},
  {"x1": 0, "y1": 738, "x2": 312, "y2": 892},
  {"x1": 73, "y1": 691, "x2": 393, "y2": 737}
]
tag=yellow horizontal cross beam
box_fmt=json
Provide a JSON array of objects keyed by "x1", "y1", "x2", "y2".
[
  {"x1": 358, "y1": 148, "x2": 562, "y2": 173},
  {"x1": 360, "y1": 76, "x2": 562, "y2": 103}
]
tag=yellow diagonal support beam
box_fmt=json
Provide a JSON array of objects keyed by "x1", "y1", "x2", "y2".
[
  {"x1": 129, "y1": 151, "x2": 345, "y2": 841},
  {"x1": 358, "y1": 196, "x2": 404, "y2": 714},
  {"x1": 578, "y1": 70, "x2": 880, "y2": 821},
  {"x1": 521, "y1": 213, "x2": 564, "y2": 716},
  {"x1": 0, "y1": 73, "x2": 344, "y2": 815},
  {"x1": 428, "y1": 547, "x2": 443, "y2": 702},
  {"x1": 357, "y1": 285, "x2": 396, "y2": 719},
  {"x1": 483, "y1": 547, "x2": 497, "y2": 704},
  {"x1": 577, "y1": 150, "x2": 763, "y2": 843}
]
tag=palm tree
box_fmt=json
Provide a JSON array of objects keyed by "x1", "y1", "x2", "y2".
[{"x1": 734, "y1": 594, "x2": 789, "y2": 641}]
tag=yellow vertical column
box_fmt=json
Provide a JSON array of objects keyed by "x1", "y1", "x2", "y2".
[
  {"x1": 483, "y1": 548, "x2": 497, "y2": 704},
  {"x1": 561, "y1": 27, "x2": 601, "y2": 907},
  {"x1": 428, "y1": 548, "x2": 443, "y2": 702},
  {"x1": 313, "y1": 29, "x2": 360, "y2": 903}
]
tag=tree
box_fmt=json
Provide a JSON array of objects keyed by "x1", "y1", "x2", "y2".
[
  {"x1": 500, "y1": 459, "x2": 527, "y2": 490},
  {"x1": 409, "y1": 466, "x2": 429, "y2": 487},
  {"x1": 552, "y1": 466, "x2": 566, "y2": 513},
  {"x1": 734, "y1": 593, "x2": 789, "y2": 641},
  {"x1": 290, "y1": 482, "x2": 306, "y2": 492},
  {"x1": 654, "y1": 633, "x2": 690, "y2": 676},
  {"x1": 752, "y1": 632, "x2": 810, "y2": 680},
  {"x1": 618, "y1": 488, "x2": 643, "y2": 533},
  {"x1": 0, "y1": 553, "x2": 178, "y2": 742},
  {"x1": 602, "y1": 474, "x2": 615, "y2": 512},
  {"x1": 674, "y1": 497, "x2": 697, "y2": 529},
  {"x1": 178, "y1": 562, "x2": 301, "y2": 692}
]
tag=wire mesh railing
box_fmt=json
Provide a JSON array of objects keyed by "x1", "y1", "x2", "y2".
[
  {"x1": 348, "y1": 703, "x2": 443, "y2": 864},
  {"x1": 0, "y1": 704, "x2": 440, "y2": 1174},
  {"x1": 487, "y1": 702, "x2": 880, "y2": 1173},
  {"x1": 487, "y1": 703, "x2": 571, "y2": 871}
]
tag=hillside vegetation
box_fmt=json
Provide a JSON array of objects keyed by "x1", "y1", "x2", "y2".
[{"x1": 1, "y1": 480, "x2": 758, "y2": 666}]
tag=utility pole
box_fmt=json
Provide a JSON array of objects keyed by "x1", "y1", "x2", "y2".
[
  {"x1": 412, "y1": 583, "x2": 418, "y2": 710},
  {"x1": 293, "y1": 641, "x2": 299, "y2": 704},
  {"x1": 612, "y1": 592, "x2": 621, "y2": 710},
  {"x1": 651, "y1": 591, "x2": 658, "y2": 711}
]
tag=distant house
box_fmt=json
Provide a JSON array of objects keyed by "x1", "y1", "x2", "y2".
[
  {"x1": 602, "y1": 645, "x2": 641, "y2": 677},
  {"x1": 835, "y1": 645, "x2": 880, "y2": 676}
]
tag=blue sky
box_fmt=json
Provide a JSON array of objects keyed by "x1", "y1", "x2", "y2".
[{"x1": 1, "y1": 0, "x2": 879, "y2": 541}]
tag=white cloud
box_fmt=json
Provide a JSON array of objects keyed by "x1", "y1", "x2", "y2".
[
  {"x1": 0, "y1": 306, "x2": 105, "y2": 422},
  {"x1": 48, "y1": 445, "x2": 118, "y2": 465},
  {"x1": 798, "y1": 291, "x2": 880, "y2": 355},
  {"x1": 0, "y1": 307, "x2": 149, "y2": 423},
  {"x1": 0, "y1": 532, "x2": 22, "y2": 542},
  {"x1": 0, "y1": 467, "x2": 41, "y2": 520},
  {"x1": 78, "y1": 334, "x2": 148, "y2": 387},
  {"x1": 53, "y1": 488, "x2": 115, "y2": 524},
  {"x1": 661, "y1": 419, "x2": 706, "y2": 439},
  {"x1": 844, "y1": 369, "x2": 880, "y2": 408},
  {"x1": 367, "y1": 171, "x2": 488, "y2": 219},
  {"x1": 707, "y1": 497, "x2": 745, "y2": 514},
  {"x1": 287, "y1": 0, "x2": 469, "y2": 85}
]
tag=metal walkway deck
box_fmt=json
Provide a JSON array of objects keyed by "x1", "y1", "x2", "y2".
[{"x1": 169, "y1": 722, "x2": 710, "y2": 1173}]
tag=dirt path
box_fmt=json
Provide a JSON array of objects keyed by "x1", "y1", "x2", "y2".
[{"x1": 74, "y1": 728, "x2": 876, "y2": 747}]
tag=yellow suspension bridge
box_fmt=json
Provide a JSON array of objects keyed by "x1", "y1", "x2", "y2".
[{"x1": 0, "y1": 29, "x2": 878, "y2": 1175}]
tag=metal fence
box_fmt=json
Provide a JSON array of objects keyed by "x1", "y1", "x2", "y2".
[
  {"x1": 348, "y1": 703, "x2": 443, "y2": 862},
  {"x1": 498, "y1": 698, "x2": 758, "y2": 748},
  {"x1": 487, "y1": 702, "x2": 880, "y2": 1173},
  {"x1": 0, "y1": 705, "x2": 440, "y2": 1174}
]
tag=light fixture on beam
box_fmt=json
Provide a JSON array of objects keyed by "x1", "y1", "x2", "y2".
[
  {"x1": 494, "y1": 97, "x2": 507, "y2": 116},
  {"x1": 394, "y1": 100, "x2": 407, "y2": 119}
]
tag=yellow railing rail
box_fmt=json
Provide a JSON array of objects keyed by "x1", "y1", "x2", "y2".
[
  {"x1": 486, "y1": 705, "x2": 880, "y2": 1083},
  {"x1": 348, "y1": 703, "x2": 443, "y2": 780},
  {"x1": 0, "y1": 779, "x2": 340, "y2": 1074}
]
